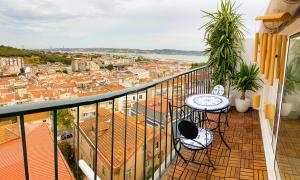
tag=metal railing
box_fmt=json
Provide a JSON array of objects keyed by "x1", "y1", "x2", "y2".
[{"x1": 0, "y1": 65, "x2": 212, "y2": 180}]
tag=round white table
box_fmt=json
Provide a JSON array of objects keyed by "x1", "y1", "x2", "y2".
[{"x1": 185, "y1": 94, "x2": 231, "y2": 150}]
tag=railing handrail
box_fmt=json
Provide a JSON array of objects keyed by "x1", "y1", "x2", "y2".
[{"x1": 0, "y1": 65, "x2": 210, "y2": 118}]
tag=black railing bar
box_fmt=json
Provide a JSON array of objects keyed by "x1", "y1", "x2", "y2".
[
  {"x1": 176, "y1": 77, "x2": 179, "y2": 139},
  {"x1": 152, "y1": 86, "x2": 156, "y2": 180},
  {"x1": 201, "y1": 69, "x2": 204, "y2": 94},
  {"x1": 196, "y1": 70, "x2": 198, "y2": 94},
  {"x1": 159, "y1": 83, "x2": 163, "y2": 177},
  {"x1": 143, "y1": 89, "x2": 148, "y2": 179},
  {"x1": 76, "y1": 106, "x2": 80, "y2": 180},
  {"x1": 94, "y1": 103, "x2": 99, "y2": 180},
  {"x1": 195, "y1": 70, "x2": 197, "y2": 94},
  {"x1": 187, "y1": 73, "x2": 190, "y2": 96},
  {"x1": 110, "y1": 99, "x2": 115, "y2": 180},
  {"x1": 169, "y1": 78, "x2": 174, "y2": 162},
  {"x1": 53, "y1": 110, "x2": 58, "y2": 180},
  {"x1": 0, "y1": 66, "x2": 210, "y2": 118},
  {"x1": 164, "y1": 80, "x2": 169, "y2": 168},
  {"x1": 123, "y1": 95, "x2": 128, "y2": 180},
  {"x1": 191, "y1": 71, "x2": 193, "y2": 94},
  {"x1": 134, "y1": 91, "x2": 139, "y2": 180},
  {"x1": 192, "y1": 71, "x2": 194, "y2": 94},
  {"x1": 193, "y1": 71, "x2": 197, "y2": 94},
  {"x1": 20, "y1": 115, "x2": 29, "y2": 180},
  {"x1": 183, "y1": 74, "x2": 186, "y2": 118}
]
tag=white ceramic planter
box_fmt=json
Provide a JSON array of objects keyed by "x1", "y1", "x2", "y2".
[
  {"x1": 235, "y1": 98, "x2": 250, "y2": 113},
  {"x1": 281, "y1": 102, "x2": 293, "y2": 117}
]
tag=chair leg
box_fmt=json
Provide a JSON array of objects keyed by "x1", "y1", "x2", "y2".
[{"x1": 225, "y1": 108, "x2": 230, "y2": 127}]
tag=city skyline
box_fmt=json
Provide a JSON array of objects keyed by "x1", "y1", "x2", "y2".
[{"x1": 0, "y1": 0, "x2": 268, "y2": 51}]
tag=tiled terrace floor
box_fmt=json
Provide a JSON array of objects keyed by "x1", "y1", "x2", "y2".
[{"x1": 162, "y1": 109, "x2": 268, "y2": 180}]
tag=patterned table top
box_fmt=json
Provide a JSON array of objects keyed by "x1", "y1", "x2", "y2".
[{"x1": 185, "y1": 94, "x2": 230, "y2": 111}]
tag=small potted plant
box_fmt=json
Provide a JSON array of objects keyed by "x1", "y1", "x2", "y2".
[{"x1": 234, "y1": 63, "x2": 261, "y2": 112}]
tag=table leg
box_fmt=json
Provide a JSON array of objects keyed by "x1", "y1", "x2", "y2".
[{"x1": 217, "y1": 112, "x2": 231, "y2": 150}]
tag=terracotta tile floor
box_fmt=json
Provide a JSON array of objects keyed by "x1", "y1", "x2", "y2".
[{"x1": 162, "y1": 109, "x2": 268, "y2": 180}]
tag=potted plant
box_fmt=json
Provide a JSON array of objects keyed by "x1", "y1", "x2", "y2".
[
  {"x1": 281, "y1": 64, "x2": 298, "y2": 116},
  {"x1": 234, "y1": 63, "x2": 261, "y2": 112},
  {"x1": 202, "y1": 0, "x2": 245, "y2": 93}
]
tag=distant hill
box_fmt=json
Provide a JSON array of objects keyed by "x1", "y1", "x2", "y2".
[
  {"x1": 42, "y1": 48, "x2": 205, "y2": 56},
  {"x1": 0, "y1": 45, "x2": 39, "y2": 57},
  {"x1": 0, "y1": 45, "x2": 72, "y2": 65}
]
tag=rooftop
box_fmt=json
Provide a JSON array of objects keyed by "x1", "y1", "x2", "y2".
[
  {"x1": 79, "y1": 108, "x2": 150, "y2": 171},
  {"x1": 0, "y1": 123, "x2": 74, "y2": 179}
]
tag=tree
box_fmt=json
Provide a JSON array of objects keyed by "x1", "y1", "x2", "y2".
[
  {"x1": 58, "y1": 142, "x2": 84, "y2": 179},
  {"x1": 11, "y1": 116, "x2": 17, "y2": 123},
  {"x1": 57, "y1": 109, "x2": 74, "y2": 131},
  {"x1": 107, "y1": 64, "x2": 114, "y2": 71},
  {"x1": 58, "y1": 142, "x2": 73, "y2": 163},
  {"x1": 190, "y1": 62, "x2": 207, "y2": 69}
]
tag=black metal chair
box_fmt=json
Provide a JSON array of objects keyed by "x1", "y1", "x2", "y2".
[{"x1": 168, "y1": 102, "x2": 215, "y2": 179}]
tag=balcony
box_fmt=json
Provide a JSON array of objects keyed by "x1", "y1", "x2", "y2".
[
  {"x1": 162, "y1": 109, "x2": 268, "y2": 180},
  {"x1": 0, "y1": 65, "x2": 267, "y2": 180}
]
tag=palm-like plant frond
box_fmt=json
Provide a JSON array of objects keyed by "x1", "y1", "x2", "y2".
[
  {"x1": 234, "y1": 63, "x2": 262, "y2": 99},
  {"x1": 201, "y1": 0, "x2": 246, "y2": 87}
]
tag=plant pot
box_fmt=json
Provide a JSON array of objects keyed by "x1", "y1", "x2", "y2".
[
  {"x1": 281, "y1": 102, "x2": 293, "y2": 117},
  {"x1": 235, "y1": 98, "x2": 250, "y2": 113}
]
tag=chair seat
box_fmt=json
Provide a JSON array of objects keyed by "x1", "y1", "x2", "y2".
[{"x1": 180, "y1": 128, "x2": 214, "y2": 150}]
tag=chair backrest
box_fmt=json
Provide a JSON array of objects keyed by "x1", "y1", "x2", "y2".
[
  {"x1": 178, "y1": 120, "x2": 198, "y2": 140},
  {"x1": 168, "y1": 102, "x2": 198, "y2": 141},
  {"x1": 211, "y1": 84, "x2": 225, "y2": 96}
]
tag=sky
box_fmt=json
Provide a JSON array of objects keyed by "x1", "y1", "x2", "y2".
[{"x1": 0, "y1": 0, "x2": 269, "y2": 50}]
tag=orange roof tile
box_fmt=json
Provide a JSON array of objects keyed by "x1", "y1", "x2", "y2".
[
  {"x1": 16, "y1": 112, "x2": 50, "y2": 123},
  {"x1": 103, "y1": 84, "x2": 125, "y2": 92},
  {"x1": 0, "y1": 88, "x2": 9, "y2": 94},
  {"x1": 31, "y1": 91, "x2": 42, "y2": 99},
  {"x1": 139, "y1": 97, "x2": 184, "y2": 113},
  {"x1": 80, "y1": 108, "x2": 145, "y2": 171},
  {"x1": 62, "y1": 82, "x2": 75, "y2": 88},
  {"x1": 0, "y1": 123, "x2": 74, "y2": 179},
  {"x1": 27, "y1": 85, "x2": 43, "y2": 91},
  {"x1": 0, "y1": 124, "x2": 20, "y2": 144}
]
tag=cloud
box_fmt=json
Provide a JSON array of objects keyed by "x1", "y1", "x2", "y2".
[{"x1": 0, "y1": 0, "x2": 268, "y2": 50}]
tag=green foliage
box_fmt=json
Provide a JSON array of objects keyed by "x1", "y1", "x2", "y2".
[
  {"x1": 38, "y1": 53, "x2": 72, "y2": 65},
  {"x1": 58, "y1": 142, "x2": 73, "y2": 162},
  {"x1": 0, "y1": 45, "x2": 39, "y2": 57},
  {"x1": 0, "y1": 117, "x2": 17, "y2": 124},
  {"x1": 190, "y1": 62, "x2": 207, "y2": 69},
  {"x1": 201, "y1": 0, "x2": 245, "y2": 86},
  {"x1": 146, "y1": 164, "x2": 159, "y2": 180},
  {"x1": 107, "y1": 64, "x2": 114, "y2": 71},
  {"x1": 284, "y1": 65, "x2": 297, "y2": 97},
  {"x1": 234, "y1": 63, "x2": 261, "y2": 99},
  {"x1": 11, "y1": 116, "x2": 17, "y2": 123},
  {"x1": 58, "y1": 142, "x2": 84, "y2": 179},
  {"x1": 0, "y1": 45, "x2": 73, "y2": 65},
  {"x1": 284, "y1": 40, "x2": 300, "y2": 97},
  {"x1": 75, "y1": 54, "x2": 82, "y2": 58},
  {"x1": 57, "y1": 109, "x2": 74, "y2": 131}
]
